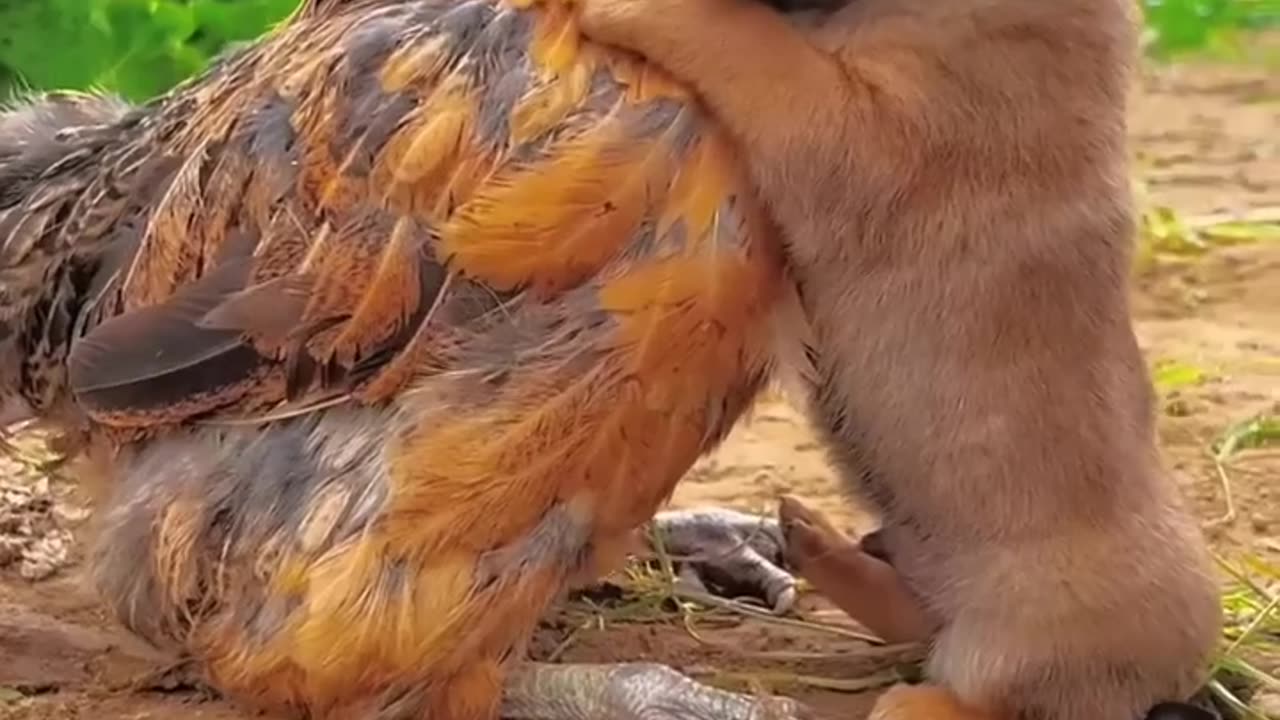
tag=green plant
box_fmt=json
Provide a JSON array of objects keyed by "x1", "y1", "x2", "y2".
[
  {"x1": 1140, "y1": 0, "x2": 1280, "y2": 57},
  {"x1": 0, "y1": 0, "x2": 300, "y2": 102},
  {"x1": 1211, "y1": 554, "x2": 1280, "y2": 719}
]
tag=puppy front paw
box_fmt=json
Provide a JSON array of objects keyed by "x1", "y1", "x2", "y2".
[{"x1": 574, "y1": 0, "x2": 657, "y2": 48}]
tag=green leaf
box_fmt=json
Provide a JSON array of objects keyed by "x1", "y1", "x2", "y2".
[
  {"x1": 1152, "y1": 359, "x2": 1211, "y2": 392},
  {"x1": 1214, "y1": 414, "x2": 1280, "y2": 460},
  {"x1": 0, "y1": 0, "x2": 300, "y2": 101},
  {"x1": 1200, "y1": 222, "x2": 1280, "y2": 246},
  {"x1": 1142, "y1": 0, "x2": 1280, "y2": 57}
]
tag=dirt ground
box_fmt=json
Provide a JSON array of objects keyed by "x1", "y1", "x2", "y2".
[{"x1": 1, "y1": 54, "x2": 1277, "y2": 720}]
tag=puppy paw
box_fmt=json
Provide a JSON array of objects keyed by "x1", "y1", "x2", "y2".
[
  {"x1": 869, "y1": 684, "x2": 998, "y2": 720},
  {"x1": 777, "y1": 494, "x2": 858, "y2": 574}
]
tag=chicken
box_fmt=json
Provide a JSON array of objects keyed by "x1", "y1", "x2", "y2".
[{"x1": 0, "y1": 0, "x2": 815, "y2": 718}]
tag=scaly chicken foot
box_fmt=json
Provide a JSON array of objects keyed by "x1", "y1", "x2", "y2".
[
  {"x1": 502, "y1": 662, "x2": 812, "y2": 720},
  {"x1": 647, "y1": 507, "x2": 798, "y2": 614}
]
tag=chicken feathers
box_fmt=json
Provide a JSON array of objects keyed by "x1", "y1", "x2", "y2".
[
  {"x1": 0, "y1": 0, "x2": 787, "y2": 717},
  {"x1": 48, "y1": 0, "x2": 780, "y2": 430}
]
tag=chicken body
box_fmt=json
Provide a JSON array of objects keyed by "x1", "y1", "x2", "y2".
[{"x1": 0, "y1": 1, "x2": 800, "y2": 718}]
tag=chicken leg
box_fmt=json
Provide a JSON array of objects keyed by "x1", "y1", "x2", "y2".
[
  {"x1": 499, "y1": 509, "x2": 811, "y2": 720},
  {"x1": 503, "y1": 661, "x2": 810, "y2": 720}
]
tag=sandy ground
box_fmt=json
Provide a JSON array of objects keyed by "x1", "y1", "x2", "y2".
[{"x1": 0, "y1": 53, "x2": 1277, "y2": 720}]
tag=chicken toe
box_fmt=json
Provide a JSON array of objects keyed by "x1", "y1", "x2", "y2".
[
  {"x1": 503, "y1": 662, "x2": 812, "y2": 720},
  {"x1": 648, "y1": 507, "x2": 798, "y2": 614}
]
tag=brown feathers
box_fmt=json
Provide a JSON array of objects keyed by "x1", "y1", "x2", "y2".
[
  {"x1": 4, "y1": 2, "x2": 786, "y2": 717},
  {"x1": 0, "y1": 0, "x2": 774, "y2": 438}
]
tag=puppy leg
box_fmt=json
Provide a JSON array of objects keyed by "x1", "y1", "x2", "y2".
[
  {"x1": 858, "y1": 528, "x2": 892, "y2": 564},
  {"x1": 778, "y1": 496, "x2": 933, "y2": 644}
]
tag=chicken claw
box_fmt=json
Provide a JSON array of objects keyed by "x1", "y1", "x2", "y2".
[
  {"x1": 647, "y1": 507, "x2": 798, "y2": 615},
  {"x1": 503, "y1": 662, "x2": 812, "y2": 720}
]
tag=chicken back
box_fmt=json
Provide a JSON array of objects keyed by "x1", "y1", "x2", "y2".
[{"x1": 0, "y1": 0, "x2": 789, "y2": 718}]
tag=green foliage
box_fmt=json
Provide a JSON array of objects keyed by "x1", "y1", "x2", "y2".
[
  {"x1": 1141, "y1": 0, "x2": 1280, "y2": 57},
  {"x1": 0, "y1": 0, "x2": 301, "y2": 102},
  {"x1": 1215, "y1": 413, "x2": 1280, "y2": 459},
  {"x1": 1152, "y1": 358, "x2": 1213, "y2": 392}
]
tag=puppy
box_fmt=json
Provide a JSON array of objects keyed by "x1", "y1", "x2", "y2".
[{"x1": 573, "y1": 0, "x2": 1224, "y2": 717}]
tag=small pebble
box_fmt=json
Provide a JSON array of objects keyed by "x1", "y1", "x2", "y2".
[
  {"x1": 0, "y1": 471, "x2": 78, "y2": 581},
  {"x1": 1252, "y1": 693, "x2": 1280, "y2": 718}
]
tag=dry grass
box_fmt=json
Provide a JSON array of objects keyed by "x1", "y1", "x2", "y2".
[{"x1": 1210, "y1": 554, "x2": 1280, "y2": 717}]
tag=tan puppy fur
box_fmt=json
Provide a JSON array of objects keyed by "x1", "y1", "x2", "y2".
[{"x1": 574, "y1": 0, "x2": 1223, "y2": 718}]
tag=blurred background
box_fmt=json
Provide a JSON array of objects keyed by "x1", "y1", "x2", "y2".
[{"x1": 0, "y1": 2, "x2": 1276, "y2": 719}]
